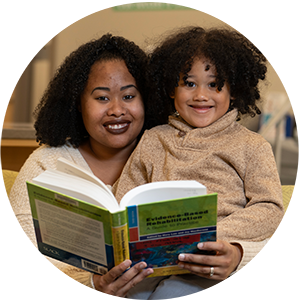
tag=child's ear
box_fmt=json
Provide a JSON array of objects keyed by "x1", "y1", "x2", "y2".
[
  {"x1": 169, "y1": 92, "x2": 175, "y2": 99},
  {"x1": 229, "y1": 97, "x2": 235, "y2": 107}
]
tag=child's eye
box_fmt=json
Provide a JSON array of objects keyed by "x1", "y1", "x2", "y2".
[
  {"x1": 184, "y1": 80, "x2": 196, "y2": 88},
  {"x1": 209, "y1": 82, "x2": 217, "y2": 88}
]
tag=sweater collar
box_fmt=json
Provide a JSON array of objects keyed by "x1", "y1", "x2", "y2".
[{"x1": 168, "y1": 109, "x2": 238, "y2": 137}]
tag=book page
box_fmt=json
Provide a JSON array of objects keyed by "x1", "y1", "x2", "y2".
[
  {"x1": 56, "y1": 157, "x2": 115, "y2": 199},
  {"x1": 35, "y1": 198, "x2": 107, "y2": 266},
  {"x1": 32, "y1": 170, "x2": 120, "y2": 212},
  {"x1": 120, "y1": 180, "x2": 206, "y2": 209}
]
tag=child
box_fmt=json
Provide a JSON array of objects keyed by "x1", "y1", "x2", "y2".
[{"x1": 114, "y1": 26, "x2": 284, "y2": 244}]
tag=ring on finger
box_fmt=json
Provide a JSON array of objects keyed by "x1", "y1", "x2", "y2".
[{"x1": 209, "y1": 267, "x2": 214, "y2": 277}]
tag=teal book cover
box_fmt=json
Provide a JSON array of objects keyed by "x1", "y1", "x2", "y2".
[{"x1": 127, "y1": 194, "x2": 217, "y2": 276}]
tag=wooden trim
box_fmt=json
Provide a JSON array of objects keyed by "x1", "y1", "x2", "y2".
[{"x1": 1, "y1": 139, "x2": 39, "y2": 147}]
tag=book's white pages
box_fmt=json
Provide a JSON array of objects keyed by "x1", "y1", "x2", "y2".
[
  {"x1": 32, "y1": 169, "x2": 120, "y2": 212},
  {"x1": 32, "y1": 158, "x2": 207, "y2": 213},
  {"x1": 119, "y1": 180, "x2": 207, "y2": 209},
  {"x1": 56, "y1": 158, "x2": 207, "y2": 209},
  {"x1": 56, "y1": 157, "x2": 114, "y2": 198}
]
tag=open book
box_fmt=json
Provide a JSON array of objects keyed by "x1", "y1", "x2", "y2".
[{"x1": 27, "y1": 158, "x2": 217, "y2": 277}]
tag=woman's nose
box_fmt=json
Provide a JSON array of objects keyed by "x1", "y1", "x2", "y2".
[{"x1": 107, "y1": 99, "x2": 126, "y2": 117}]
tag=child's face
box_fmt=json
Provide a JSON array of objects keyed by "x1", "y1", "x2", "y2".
[{"x1": 172, "y1": 58, "x2": 231, "y2": 128}]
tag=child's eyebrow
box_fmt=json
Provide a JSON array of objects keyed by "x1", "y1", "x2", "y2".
[{"x1": 185, "y1": 74, "x2": 216, "y2": 79}]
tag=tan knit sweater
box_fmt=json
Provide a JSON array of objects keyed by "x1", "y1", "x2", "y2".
[
  {"x1": 114, "y1": 109, "x2": 284, "y2": 243},
  {"x1": 10, "y1": 109, "x2": 283, "y2": 280}
]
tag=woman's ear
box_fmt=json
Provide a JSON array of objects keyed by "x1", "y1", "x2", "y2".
[{"x1": 169, "y1": 92, "x2": 175, "y2": 99}]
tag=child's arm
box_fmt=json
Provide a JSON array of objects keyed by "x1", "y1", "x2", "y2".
[
  {"x1": 176, "y1": 142, "x2": 280, "y2": 278},
  {"x1": 177, "y1": 140, "x2": 280, "y2": 278},
  {"x1": 218, "y1": 141, "x2": 284, "y2": 242}
]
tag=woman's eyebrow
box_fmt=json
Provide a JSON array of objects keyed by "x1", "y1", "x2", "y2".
[
  {"x1": 91, "y1": 87, "x2": 110, "y2": 94},
  {"x1": 91, "y1": 85, "x2": 137, "y2": 94},
  {"x1": 120, "y1": 84, "x2": 137, "y2": 91}
]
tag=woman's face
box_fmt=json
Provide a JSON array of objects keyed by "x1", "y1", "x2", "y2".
[{"x1": 80, "y1": 59, "x2": 145, "y2": 151}]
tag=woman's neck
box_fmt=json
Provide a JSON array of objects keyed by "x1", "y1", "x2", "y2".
[{"x1": 78, "y1": 138, "x2": 137, "y2": 186}]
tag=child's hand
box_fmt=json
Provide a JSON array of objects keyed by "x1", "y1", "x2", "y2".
[
  {"x1": 93, "y1": 260, "x2": 153, "y2": 296},
  {"x1": 178, "y1": 240, "x2": 242, "y2": 280}
]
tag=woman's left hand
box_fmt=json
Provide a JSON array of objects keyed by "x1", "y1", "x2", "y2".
[{"x1": 177, "y1": 240, "x2": 242, "y2": 280}]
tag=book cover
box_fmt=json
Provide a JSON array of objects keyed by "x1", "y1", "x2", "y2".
[
  {"x1": 28, "y1": 183, "x2": 115, "y2": 275},
  {"x1": 127, "y1": 194, "x2": 217, "y2": 276},
  {"x1": 27, "y1": 159, "x2": 217, "y2": 276},
  {"x1": 28, "y1": 181, "x2": 217, "y2": 276}
]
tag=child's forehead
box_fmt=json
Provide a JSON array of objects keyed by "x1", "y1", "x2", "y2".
[{"x1": 190, "y1": 57, "x2": 216, "y2": 73}]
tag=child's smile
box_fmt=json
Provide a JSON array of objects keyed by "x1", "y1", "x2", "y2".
[{"x1": 172, "y1": 58, "x2": 231, "y2": 128}]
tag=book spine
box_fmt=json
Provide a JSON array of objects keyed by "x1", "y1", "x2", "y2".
[{"x1": 111, "y1": 211, "x2": 129, "y2": 266}]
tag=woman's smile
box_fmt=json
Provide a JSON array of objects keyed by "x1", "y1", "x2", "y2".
[
  {"x1": 103, "y1": 119, "x2": 131, "y2": 134},
  {"x1": 80, "y1": 59, "x2": 145, "y2": 150}
]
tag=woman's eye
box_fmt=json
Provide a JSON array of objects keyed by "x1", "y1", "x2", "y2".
[
  {"x1": 96, "y1": 96, "x2": 109, "y2": 101},
  {"x1": 123, "y1": 95, "x2": 134, "y2": 100},
  {"x1": 209, "y1": 82, "x2": 217, "y2": 88}
]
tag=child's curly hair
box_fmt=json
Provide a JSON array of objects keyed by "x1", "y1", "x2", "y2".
[
  {"x1": 34, "y1": 33, "x2": 149, "y2": 147},
  {"x1": 147, "y1": 26, "x2": 268, "y2": 125}
]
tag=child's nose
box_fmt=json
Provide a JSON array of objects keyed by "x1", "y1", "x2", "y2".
[{"x1": 194, "y1": 86, "x2": 208, "y2": 101}]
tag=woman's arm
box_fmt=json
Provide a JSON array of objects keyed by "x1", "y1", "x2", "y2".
[
  {"x1": 9, "y1": 147, "x2": 153, "y2": 292},
  {"x1": 10, "y1": 148, "x2": 52, "y2": 246}
]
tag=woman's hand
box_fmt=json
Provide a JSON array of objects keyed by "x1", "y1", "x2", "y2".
[
  {"x1": 93, "y1": 260, "x2": 153, "y2": 297},
  {"x1": 178, "y1": 240, "x2": 242, "y2": 280}
]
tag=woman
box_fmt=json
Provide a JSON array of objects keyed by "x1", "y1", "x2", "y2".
[{"x1": 10, "y1": 34, "x2": 153, "y2": 296}]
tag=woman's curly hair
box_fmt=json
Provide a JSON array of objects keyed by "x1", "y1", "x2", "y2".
[
  {"x1": 34, "y1": 33, "x2": 149, "y2": 147},
  {"x1": 147, "y1": 26, "x2": 268, "y2": 125}
]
